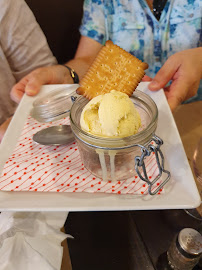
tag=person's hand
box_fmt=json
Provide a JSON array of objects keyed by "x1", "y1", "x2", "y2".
[
  {"x1": 0, "y1": 117, "x2": 12, "y2": 143},
  {"x1": 10, "y1": 36, "x2": 102, "y2": 104},
  {"x1": 10, "y1": 65, "x2": 71, "y2": 103},
  {"x1": 148, "y1": 48, "x2": 202, "y2": 111}
]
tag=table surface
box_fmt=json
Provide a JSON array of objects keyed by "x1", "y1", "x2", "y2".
[
  {"x1": 173, "y1": 101, "x2": 202, "y2": 215},
  {"x1": 65, "y1": 210, "x2": 201, "y2": 270},
  {"x1": 63, "y1": 101, "x2": 202, "y2": 270}
]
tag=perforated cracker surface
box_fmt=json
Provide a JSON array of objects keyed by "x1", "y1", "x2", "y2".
[{"x1": 77, "y1": 40, "x2": 148, "y2": 99}]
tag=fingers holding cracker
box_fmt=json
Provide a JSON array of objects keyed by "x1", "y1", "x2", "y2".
[{"x1": 140, "y1": 62, "x2": 149, "y2": 70}]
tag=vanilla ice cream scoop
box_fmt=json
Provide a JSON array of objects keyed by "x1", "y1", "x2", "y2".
[{"x1": 80, "y1": 90, "x2": 141, "y2": 138}]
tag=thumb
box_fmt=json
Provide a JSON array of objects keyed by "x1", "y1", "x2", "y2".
[
  {"x1": 25, "y1": 77, "x2": 44, "y2": 96},
  {"x1": 10, "y1": 74, "x2": 42, "y2": 103},
  {"x1": 10, "y1": 67, "x2": 50, "y2": 103},
  {"x1": 148, "y1": 57, "x2": 179, "y2": 91},
  {"x1": 165, "y1": 79, "x2": 189, "y2": 111},
  {"x1": 25, "y1": 69, "x2": 51, "y2": 96}
]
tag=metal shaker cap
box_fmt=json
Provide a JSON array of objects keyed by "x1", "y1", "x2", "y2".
[{"x1": 178, "y1": 228, "x2": 202, "y2": 256}]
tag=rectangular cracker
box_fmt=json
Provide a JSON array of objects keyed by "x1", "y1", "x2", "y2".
[{"x1": 77, "y1": 40, "x2": 148, "y2": 99}]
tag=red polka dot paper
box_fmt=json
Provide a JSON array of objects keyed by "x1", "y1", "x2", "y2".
[{"x1": 0, "y1": 116, "x2": 163, "y2": 194}]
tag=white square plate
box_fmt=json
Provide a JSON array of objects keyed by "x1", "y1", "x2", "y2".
[{"x1": 0, "y1": 82, "x2": 200, "y2": 211}]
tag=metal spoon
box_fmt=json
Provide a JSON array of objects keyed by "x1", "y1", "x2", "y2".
[{"x1": 33, "y1": 125, "x2": 75, "y2": 146}]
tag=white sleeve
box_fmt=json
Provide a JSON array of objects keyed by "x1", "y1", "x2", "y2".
[{"x1": 0, "y1": 0, "x2": 57, "y2": 81}]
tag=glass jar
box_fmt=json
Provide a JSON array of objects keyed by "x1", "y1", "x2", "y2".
[
  {"x1": 70, "y1": 90, "x2": 158, "y2": 182},
  {"x1": 31, "y1": 85, "x2": 79, "y2": 123}
]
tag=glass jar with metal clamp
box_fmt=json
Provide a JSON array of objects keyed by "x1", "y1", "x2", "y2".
[{"x1": 70, "y1": 90, "x2": 170, "y2": 195}]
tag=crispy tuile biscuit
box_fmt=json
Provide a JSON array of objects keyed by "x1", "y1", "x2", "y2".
[{"x1": 77, "y1": 40, "x2": 148, "y2": 99}]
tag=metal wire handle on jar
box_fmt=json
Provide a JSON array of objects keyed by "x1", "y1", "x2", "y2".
[{"x1": 135, "y1": 135, "x2": 171, "y2": 195}]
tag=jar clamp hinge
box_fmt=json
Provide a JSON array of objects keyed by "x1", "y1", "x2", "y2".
[{"x1": 135, "y1": 135, "x2": 171, "y2": 195}]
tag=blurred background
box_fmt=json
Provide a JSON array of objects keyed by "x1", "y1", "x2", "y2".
[{"x1": 25, "y1": 0, "x2": 84, "y2": 64}]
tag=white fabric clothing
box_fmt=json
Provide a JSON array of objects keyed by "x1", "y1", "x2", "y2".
[{"x1": 0, "y1": 0, "x2": 57, "y2": 125}]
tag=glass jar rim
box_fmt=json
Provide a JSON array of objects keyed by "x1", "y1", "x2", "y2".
[{"x1": 70, "y1": 90, "x2": 158, "y2": 149}]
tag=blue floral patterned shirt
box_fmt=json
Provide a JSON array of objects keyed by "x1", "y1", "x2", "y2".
[{"x1": 80, "y1": 0, "x2": 202, "y2": 102}]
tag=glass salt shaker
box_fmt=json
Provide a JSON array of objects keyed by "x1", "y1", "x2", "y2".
[
  {"x1": 167, "y1": 228, "x2": 202, "y2": 269},
  {"x1": 156, "y1": 228, "x2": 202, "y2": 270}
]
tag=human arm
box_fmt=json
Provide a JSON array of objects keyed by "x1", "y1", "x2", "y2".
[
  {"x1": 10, "y1": 0, "x2": 106, "y2": 103},
  {"x1": 0, "y1": 0, "x2": 58, "y2": 141},
  {"x1": 10, "y1": 36, "x2": 102, "y2": 103},
  {"x1": 148, "y1": 47, "x2": 202, "y2": 111}
]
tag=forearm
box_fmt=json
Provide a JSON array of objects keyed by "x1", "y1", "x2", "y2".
[
  {"x1": 63, "y1": 56, "x2": 96, "y2": 83},
  {"x1": 64, "y1": 36, "x2": 103, "y2": 82}
]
